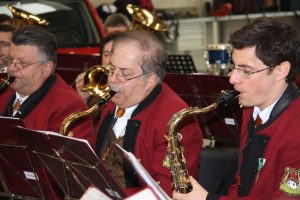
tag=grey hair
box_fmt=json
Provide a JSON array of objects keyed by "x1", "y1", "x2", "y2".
[
  {"x1": 111, "y1": 30, "x2": 167, "y2": 83},
  {"x1": 12, "y1": 25, "x2": 57, "y2": 68}
]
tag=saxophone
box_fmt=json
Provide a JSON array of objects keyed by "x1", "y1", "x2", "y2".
[
  {"x1": 59, "y1": 90, "x2": 115, "y2": 136},
  {"x1": 165, "y1": 90, "x2": 239, "y2": 193},
  {"x1": 59, "y1": 65, "x2": 115, "y2": 136}
]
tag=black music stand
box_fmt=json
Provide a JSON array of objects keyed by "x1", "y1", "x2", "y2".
[
  {"x1": 166, "y1": 55, "x2": 197, "y2": 74},
  {"x1": 0, "y1": 121, "x2": 125, "y2": 200},
  {"x1": 56, "y1": 53, "x2": 101, "y2": 85},
  {"x1": 164, "y1": 74, "x2": 241, "y2": 145},
  {"x1": 10, "y1": 126, "x2": 125, "y2": 200},
  {"x1": 0, "y1": 125, "x2": 48, "y2": 199}
]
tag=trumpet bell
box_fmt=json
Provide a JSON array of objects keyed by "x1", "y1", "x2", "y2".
[
  {"x1": 82, "y1": 65, "x2": 110, "y2": 98},
  {"x1": 126, "y1": 4, "x2": 167, "y2": 32},
  {"x1": 7, "y1": 4, "x2": 49, "y2": 28}
]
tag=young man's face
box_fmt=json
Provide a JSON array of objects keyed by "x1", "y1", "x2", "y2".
[{"x1": 229, "y1": 46, "x2": 281, "y2": 110}]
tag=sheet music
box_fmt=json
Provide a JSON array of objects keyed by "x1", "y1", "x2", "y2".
[
  {"x1": 0, "y1": 116, "x2": 21, "y2": 119},
  {"x1": 0, "y1": 124, "x2": 125, "y2": 199},
  {"x1": 13, "y1": 126, "x2": 97, "y2": 158},
  {"x1": 39, "y1": 129, "x2": 97, "y2": 156},
  {"x1": 0, "y1": 116, "x2": 24, "y2": 127},
  {"x1": 80, "y1": 186, "x2": 112, "y2": 200},
  {"x1": 124, "y1": 187, "x2": 159, "y2": 200},
  {"x1": 114, "y1": 144, "x2": 171, "y2": 200}
]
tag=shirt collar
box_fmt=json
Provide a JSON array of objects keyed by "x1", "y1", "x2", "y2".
[
  {"x1": 15, "y1": 92, "x2": 29, "y2": 104},
  {"x1": 252, "y1": 97, "x2": 280, "y2": 124},
  {"x1": 115, "y1": 104, "x2": 138, "y2": 119}
]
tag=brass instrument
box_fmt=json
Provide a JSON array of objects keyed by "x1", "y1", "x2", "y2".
[
  {"x1": 81, "y1": 65, "x2": 110, "y2": 96},
  {"x1": 60, "y1": 5, "x2": 167, "y2": 136},
  {"x1": 165, "y1": 90, "x2": 239, "y2": 193},
  {"x1": 59, "y1": 65, "x2": 115, "y2": 136},
  {"x1": 126, "y1": 4, "x2": 167, "y2": 32},
  {"x1": 0, "y1": 76, "x2": 15, "y2": 94},
  {"x1": 7, "y1": 4, "x2": 49, "y2": 29}
]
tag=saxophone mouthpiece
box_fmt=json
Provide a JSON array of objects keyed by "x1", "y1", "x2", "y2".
[
  {"x1": 7, "y1": 76, "x2": 16, "y2": 84},
  {"x1": 0, "y1": 76, "x2": 15, "y2": 94},
  {"x1": 109, "y1": 90, "x2": 117, "y2": 97},
  {"x1": 217, "y1": 90, "x2": 240, "y2": 107}
]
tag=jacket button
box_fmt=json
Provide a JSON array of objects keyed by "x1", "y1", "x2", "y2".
[{"x1": 261, "y1": 138, "x2": 267, "y2": 144}]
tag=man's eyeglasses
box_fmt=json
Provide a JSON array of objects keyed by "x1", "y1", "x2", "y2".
[
  {"x1": 108, "y1": 70, "x2": 149, "y2": 83},
  {"x1": 107, "y1": 64, "x2": 149, "y2": 83},
  {"x1": 3, "y1": 57, "x2": 43, "y2": 71},
  {"x1": 228, "y1": 63, "x2": 270, "y2": 78}
]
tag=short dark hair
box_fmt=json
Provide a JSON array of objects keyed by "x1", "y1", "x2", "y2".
[
  {"x1": 229, "y1": 17, "x2": 300, "y2": 82},
  {"x1": 12, "y1": 25, "x2": 58, "y2": 67},
  {"x1": 99, "y1": 32, "x2": 121, "y2": 62},
  {"x1": 104, "y1": 13, "x2": 130, "y2": 33},
  {"x1": 0, "y1": 14, "x2": 12, "y2": 25},
  {"x1": 112, "y1": 30, "x2": 167, "y2": 83}
]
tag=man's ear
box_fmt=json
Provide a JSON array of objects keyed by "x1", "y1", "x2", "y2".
[
  {"x1": 42, "y1": 61, "x2": 54, "y2": 77},
  {"x1": 275, "y1": 61, "x2": 290, "y2": 81},
  {"x1": 145, "y1": 73, "x2": 158, "y2": 90}
]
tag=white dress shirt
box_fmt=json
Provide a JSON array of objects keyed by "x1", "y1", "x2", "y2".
[{"x1": 113, "y1": 105, "x2": 138, "y2": 138}]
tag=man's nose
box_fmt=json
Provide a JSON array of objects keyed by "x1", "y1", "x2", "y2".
[
  {"x1": 108, "y1": 72, "x2": 119, "y2": 83},
  {"x1": 229, "y1": 69, "x2": 241, "y2": 85}
]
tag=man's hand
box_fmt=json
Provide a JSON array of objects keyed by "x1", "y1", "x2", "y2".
[
  {"x1": 173, "y1": 176, "x2": 208, "y2": 200},
  {"x1": 75, "y1": 72, "x2": 90, "y2": 103}
]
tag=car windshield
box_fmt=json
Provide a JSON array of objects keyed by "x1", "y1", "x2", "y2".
[{"x1": 0, "y1": 0, "x2": 101, "y2": 48}]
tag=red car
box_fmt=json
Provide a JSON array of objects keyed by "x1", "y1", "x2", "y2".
[
  {"x1": 1, "y1": 0, "x2": 105, "y2": 55},
  {"x1": 1, "y1": 0, "x2": 105, "y2": 84}
]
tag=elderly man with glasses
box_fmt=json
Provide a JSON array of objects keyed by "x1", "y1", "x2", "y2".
[
  {"x1": 94, "y1": 30, "x2": 203, "y2": 197},
  {"x1": 0, "y1": 25, "x2": 94, "y2": 147}
]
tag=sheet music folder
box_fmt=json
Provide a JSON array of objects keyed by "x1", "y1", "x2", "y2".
[
  {"x1": 0, "y1": 122, "x2": 125, "y2": 199},
  {"x1": 0, "y1": 116, "x2": 24, "y2": 127},
  {"x1": 114, "y1": 144, "x2": 171, "y2": 200}
]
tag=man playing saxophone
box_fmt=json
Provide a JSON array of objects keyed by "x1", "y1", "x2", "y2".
[
  {"x1": 94, "y1": 29, "x2": 203, "y2": 196},
  {"x1": 173, "y1": 17, "x2": 300, "y2": 200}
]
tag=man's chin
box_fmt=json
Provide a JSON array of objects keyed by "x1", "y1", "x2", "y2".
[
  {"x1": 112, "y1": 95, "x2": 121, "y2": 103},
  {"x1": 112, "y1": 96, "x2": 127, "y2": 106},
  {"x1": 10, "y1": 81, "x2": 20, "y2": 91}
]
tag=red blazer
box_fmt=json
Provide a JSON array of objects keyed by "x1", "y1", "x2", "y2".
[
  {"x1": 220, "y1": 84, "x2": 300, "y2": 200},
  {"x1": 95, "y1": 83, "x2": 203, "y2": 196},
  {"x1": 0, "y1": 74, "x2": 95, "y2": 147}
]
